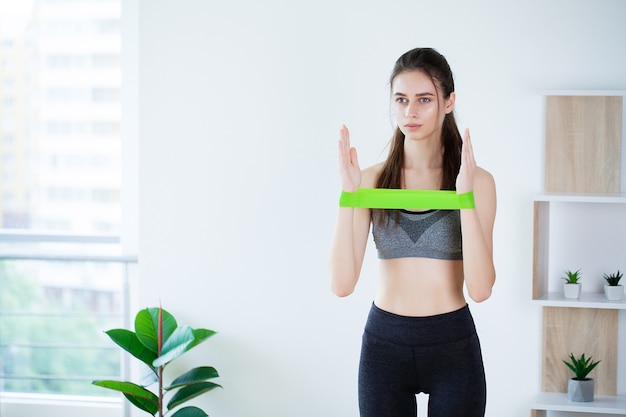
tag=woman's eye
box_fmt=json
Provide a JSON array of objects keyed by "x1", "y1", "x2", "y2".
[
  {"x1": 395, "y1": 97, "x2": 407, "y2": 104},
  {"x1": 419, "y1": 97, "x2": 431, "y2": 103}
]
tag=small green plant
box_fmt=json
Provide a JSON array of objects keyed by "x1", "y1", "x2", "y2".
[
  {"x1": 92, "y1": 306, "x2": 221, "y2": 417},
  {"x1": 603, "y1": 270, "x2": 623, "y2": 286},
  {"x1": 562, "y1": 269, "x2": 582, "y2": 284},
  {"x1": 563, "y1": 353, "x2": 601, "y2": 380}
]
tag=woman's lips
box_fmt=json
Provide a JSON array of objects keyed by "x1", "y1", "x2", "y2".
[{"x1": 404, "y1": 123, "x2": 422, "y2": 131}]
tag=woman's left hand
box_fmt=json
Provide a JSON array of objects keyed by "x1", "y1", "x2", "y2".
[{"x1": 455, "y1": 128, "x2": 477, "y2": 194}]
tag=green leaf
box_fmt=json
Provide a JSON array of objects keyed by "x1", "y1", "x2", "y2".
[
  {"x1": 139, "y1": 365, "x2": 159, "y2": 386},
  {"x1": 166, "y1": 367, "x2": 220, "y2": 390},
  {"x1": 171, "y1": 406, "x2": 209, "y2": 417},
  {"x1": 153, "y1": 325, "x2": 195, "y2": 368},
  {"x1": 135, "y1": 307, "x2": 177, "y2": 354},
  {"x1": 105, "y1": 329, "x2": 158, "y2": 369},
  {"x1": 123, "y1": 393, "x2": 159, "y2": 416},
  {"x1": 186, "y1": 328, "x2": 217, "y2": 352},
  {"x1": 92, "y1": 380, "x2": 158, "y2": 415},
  {"x1": 563, "y1": 360, "x2": 576, "y2": 375},
  {"x1": 589, "y1": 360, "x2": 601, "y2": 371},
  {"x1": 167, "y1": 382, "x2": 222, "y2": 410}
]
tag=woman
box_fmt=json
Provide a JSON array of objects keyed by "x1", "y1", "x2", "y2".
[{"x1": 329, "y1": 47, "x2": 496, "y2": 417}]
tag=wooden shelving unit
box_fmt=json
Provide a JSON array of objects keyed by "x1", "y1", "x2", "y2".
[{"x1": 530, "y1": 92, "x2": 626, "y2": 416}]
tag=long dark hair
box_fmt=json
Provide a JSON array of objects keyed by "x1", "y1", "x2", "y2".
[
  {"x1": 374, "y1": 48, "x2": 462, "y2": 224},
  {"x1": 377, "y1": 47, "x2": 462, "y2": 191}
]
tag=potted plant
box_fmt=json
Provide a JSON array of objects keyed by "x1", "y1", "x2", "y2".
[
  {"x1": 92, "y1": 306, "x2": 221, "y2": 417},
  {"x1": 563, "y1": 352, "x2": 601, "y2": 402},
  {"x1": 603, "y1": 270, "x2": 623, "y2": 301},
  {"x1": 562, "y1": 269, "x2": 582, "y2": 299}
]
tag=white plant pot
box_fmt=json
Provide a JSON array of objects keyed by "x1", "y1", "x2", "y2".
[
  {"x1": 563, "y1": 283, "x2": 581, "y2": 299},
  {"x1": 604, "y1": 285, "x2": 624, "y2": 301},
  {"x1": 568, "y1": 378, "x2": 595, "y2": 402}
]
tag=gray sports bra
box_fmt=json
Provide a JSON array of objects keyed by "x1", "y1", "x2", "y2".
[{"x1": 371, "y1": 209, "x2": 463, "y2": 260}]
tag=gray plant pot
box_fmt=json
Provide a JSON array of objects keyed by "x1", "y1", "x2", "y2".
[{"x1": 568, "y1": 378, "x2": 595, "y2": 402}]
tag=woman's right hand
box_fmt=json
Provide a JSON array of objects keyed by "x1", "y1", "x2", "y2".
[{"x1": 338, "y1": 124, "x2": 361, "y2": 192}]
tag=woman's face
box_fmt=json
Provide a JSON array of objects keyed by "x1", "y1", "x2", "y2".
[{"x1": 391, "y1": 70, "x2": 455, "y2": 142}]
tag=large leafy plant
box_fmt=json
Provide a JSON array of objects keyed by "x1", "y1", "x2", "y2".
[{"x1": 93, "y1": 306, "x2": 221, "y2": 417}]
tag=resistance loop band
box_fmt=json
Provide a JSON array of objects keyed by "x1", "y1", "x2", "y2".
[{"x1": 340, "y1": 189, "x2": 475, "y2": 210}]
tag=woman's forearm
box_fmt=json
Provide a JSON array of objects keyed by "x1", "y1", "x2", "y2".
[
  {"x1": 460, "y1": 208, "x2": 495, "y2": 302},
  {"x1": 329, "y1": 207, "x2": 370, "y2": 297}
]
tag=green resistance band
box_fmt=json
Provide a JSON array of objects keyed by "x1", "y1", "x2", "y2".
[{"x1": 339, "y1": 189, "x2": 475, "y2": 210}]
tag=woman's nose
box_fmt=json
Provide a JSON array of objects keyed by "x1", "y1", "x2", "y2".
[{"x1": 405, "y1": 102, "x2": 418, "y2": 118}]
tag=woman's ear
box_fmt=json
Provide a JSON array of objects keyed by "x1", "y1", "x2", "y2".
[{"x1": 445, "y1": 92, "x2": 456, "y2": 114}]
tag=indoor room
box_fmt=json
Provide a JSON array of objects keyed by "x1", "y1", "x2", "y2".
[{"x1": 1, "y1": 1, "x2": 625, "y2": 416}]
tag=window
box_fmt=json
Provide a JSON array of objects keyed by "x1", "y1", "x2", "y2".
[
  {"x1": 0, "y1": 234, "x2": 134, "y2": 417},
  {"x1": 0, "y1": 250, "x2": 132, "y2": 397},
  {"x1": 0, "y1": 0, "x2": 130, "y2": 416}
]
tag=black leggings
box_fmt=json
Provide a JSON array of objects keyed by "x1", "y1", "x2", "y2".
[{"x1": 358, "y1": 303, "x2": 486, "y2": 417}]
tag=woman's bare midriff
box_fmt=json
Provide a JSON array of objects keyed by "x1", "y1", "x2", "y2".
[{"x1": 374, "y1": 257, "x2": 467, "y2": 317}]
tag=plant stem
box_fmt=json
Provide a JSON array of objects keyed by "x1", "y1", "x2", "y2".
[
  {"x1": 158, "y1": 305, "x2": 163, "y2": 417},
  {"x1": 159, "y1": 365, "x2": 164, "y2": 417}
]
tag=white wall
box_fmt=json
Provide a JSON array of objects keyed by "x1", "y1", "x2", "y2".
[{"x1": 134, "y1": 1, "x2": 626, "y2": 416}]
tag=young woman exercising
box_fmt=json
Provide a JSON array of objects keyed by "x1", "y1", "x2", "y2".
[{"x1": 330, "y1": 47, "x2": 496, "y2": 417}]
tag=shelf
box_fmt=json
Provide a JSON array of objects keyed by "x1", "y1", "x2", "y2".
[
  {"x1": 532, "y1": 392, "x2": 626, "y2": 414},
  {"x1": 534, "y1": 292, "x2": 626, "y2": 309},
  {"x1": 543, "y1": 90, "x2": 626, "y2": 96},
  {"x1": 535, "y1": 193, "x2": 626, "y2": 204}
]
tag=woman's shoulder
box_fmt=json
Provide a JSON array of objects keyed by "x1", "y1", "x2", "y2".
[{"x1": 361, "y1": 162, "x2": 385, "y2": 188}]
